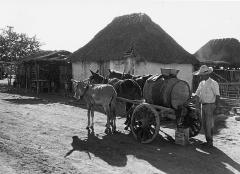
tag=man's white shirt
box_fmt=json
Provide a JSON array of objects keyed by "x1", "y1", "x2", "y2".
[{"x1": 195, "y1": 78, "x2": 220, "y2": 104}]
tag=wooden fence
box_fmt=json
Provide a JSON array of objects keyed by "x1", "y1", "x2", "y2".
[{"x1": 219, "y1": 82, "x2": 240, "y2": 99}]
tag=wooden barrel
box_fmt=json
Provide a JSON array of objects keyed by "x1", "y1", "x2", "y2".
[{"x1": 143, "y1": 75, "x2": 190, "y2": 109}]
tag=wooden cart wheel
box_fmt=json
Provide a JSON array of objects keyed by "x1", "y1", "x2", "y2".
[{"x1": 130, "y1": 103, "x2": 160, "y2": 143}]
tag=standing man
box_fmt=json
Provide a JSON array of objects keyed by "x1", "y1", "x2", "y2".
[{"x1": 193, "y1": 65, "x2": 220, "y2": 147}]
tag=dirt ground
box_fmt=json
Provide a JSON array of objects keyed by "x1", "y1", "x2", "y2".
[{"x1": 0, "y1": 79, "x2": 240, "y2": 174}]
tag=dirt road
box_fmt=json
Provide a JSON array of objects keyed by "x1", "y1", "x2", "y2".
[{"x1": 0, "y1": 80, "x2": 240, "y2": 174}]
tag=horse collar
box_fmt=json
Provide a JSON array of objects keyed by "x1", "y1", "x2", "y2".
[{"x1": 80, "y1": 84, "x2": 90, "y2": 99}]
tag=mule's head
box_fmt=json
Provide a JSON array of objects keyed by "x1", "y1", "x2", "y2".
[
  {"x1": 89, "y1": 70, "x2": 104, "y2": 84},
  {"x1": 122, "y1": 73, "x2": 134, "y2": 79},
  {"x1": 71, "y1": 79, "x2": 87, "y2": 99},
  {"x1": 108, "y1": 69, "x2": 123, "y2": 79}
]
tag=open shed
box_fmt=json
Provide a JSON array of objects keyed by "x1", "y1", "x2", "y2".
[{"x1": 17, "y1": 50, "x2": 72, "y2": 95}]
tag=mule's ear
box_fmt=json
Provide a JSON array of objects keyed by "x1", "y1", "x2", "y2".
[{"x1": 90, "y1": 70, "x2": 95, "y2": 75}]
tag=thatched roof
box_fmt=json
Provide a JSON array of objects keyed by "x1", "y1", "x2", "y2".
[
  {"x1": 21, "y1": 50, "x2": 71, "y2": 63},
  {"x1": 194, "y1": 38, "x2": 240, "y2": 65},
  {"x1": 70, "y1": 13, "x2": 198, "y2": 65}
]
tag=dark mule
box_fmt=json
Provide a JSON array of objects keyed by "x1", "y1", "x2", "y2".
[
  {"x1": 89, "y1": 70, "x2": 142, "y2": 130},
  {"x1": 108, "y1": 69, "x2": 152, "y2": 92},
  {"x1": 71, "y1": 79, "x2": 117, "y2": 134},
  {"x1": 108, "y1": 69, "x2": 134, "y2": 80},
  {"x1": 134, "y1": 74, "x2": 152, "y2": 91}
]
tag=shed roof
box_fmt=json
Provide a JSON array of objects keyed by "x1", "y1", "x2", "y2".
[{"x1": 21, "y1": 50, "x2": 71, "y2": 63}]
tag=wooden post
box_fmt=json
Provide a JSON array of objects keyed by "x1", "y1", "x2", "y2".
[
  {"x1": 37, "y1": 63, "x2": 40, "y2": 96},
  {"x1": 25, "y1": 66, "x2": 27, "y2": 90},
  {"x1": 24, "y1": 64, "x2": 29, "y2": 93},
  {"x1": 35, "y1": 61, "x2": 39, "y2": 96},
  {"x1": 64, "y1": 65, "x2": 67, "y2": 97}
]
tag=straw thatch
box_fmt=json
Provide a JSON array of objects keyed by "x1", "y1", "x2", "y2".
[
  {"x1": 195, "y1": 38, "x2": 240, "y2": 65},
  {"x1": 21, "y1": 50, "x2": 71, "y2": 63},
  {"x1": 70, "y1": 13, "x2": 198, "y2": 65}
]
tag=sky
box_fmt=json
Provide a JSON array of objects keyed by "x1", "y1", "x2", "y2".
[{"x1": 0, "y1": 0, "x2": 240, "y2": 54}]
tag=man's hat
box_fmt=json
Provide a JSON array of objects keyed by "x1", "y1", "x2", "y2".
[{"x1": 193, "y1": 65, "x2": 213, "y2": 76}]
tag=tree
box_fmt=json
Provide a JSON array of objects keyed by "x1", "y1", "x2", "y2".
[{"x1": 0, "y1": 26, "x2": 42, "y2": 62}]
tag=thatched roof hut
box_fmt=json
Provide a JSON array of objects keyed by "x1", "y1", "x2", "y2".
[
  {"x1": 193, "y1": 38, "x2": 240, "y2": 95},
  {"x1": 70, "y1": 13, "x2": 198, "y2": 65},
  {"x1": 194, "y1": 38, "x2": 240, "y2": 66}
]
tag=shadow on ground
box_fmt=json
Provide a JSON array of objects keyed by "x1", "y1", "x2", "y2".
[
  {"x1": 0, "y1": 82, "x2": 105, "y2": 113},
  {"x1": 214, "y1": 114, "x2": 229, "y2": 135},
  {"x1": 65, "y1": 130, "x2": 240, "y2": 174},
  {"x1": 3, "y1": 98, "x2": 51, "y2": 105}
]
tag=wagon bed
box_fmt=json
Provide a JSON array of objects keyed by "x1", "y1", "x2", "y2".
[{"x1": 116, "y1": 96, "x2": 201, "y2": 144}]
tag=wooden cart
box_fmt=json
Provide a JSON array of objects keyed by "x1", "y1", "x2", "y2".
[{"x1": 116, "y1": 96, "x2": 202, "y2": 144}]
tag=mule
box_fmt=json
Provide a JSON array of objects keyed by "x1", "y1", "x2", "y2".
[
  {"x1": 89, "y1": 70, "x2": 142, "y2": 130},
  {"x1": 134, "y1": 74, "x2": 152, "y2": 91},
  {"x1": 71, "y1": 79, "x2": 117, "y2": 134},
  {"x1": 108, "y1": 69, "x2": 135, "y2": 80},
  {"x1": 108, "y1": 69, "x2": 151, "y2": 91},
  {"x1": 89, "y1": 70, "x2": 142, "y2": 100}
]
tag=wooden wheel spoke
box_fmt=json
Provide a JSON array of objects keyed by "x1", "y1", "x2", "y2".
[
  {"x1": 147, "y1": 118, "x2": 156, "y2": 126},
  {"x1": 149, "y1": 126, "x2": 156, "y2": 134},
  {"x1": 132, "y1": 120, "x2": 142, "y2": 126},
  {"x1": 142, "y1": 127, "x2": 154, "y2": 141},
  {"x1": 130, "y1": 103, "x2": 160, "y2": 144}
]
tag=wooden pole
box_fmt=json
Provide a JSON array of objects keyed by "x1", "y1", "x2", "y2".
[
  {"x1": 35, "y1": 61, "x2": 39, "y2": 96},
  {"x1": 25, "y1": 65, "x2": 27, "y2": 90},
  {"x1": 25, "y1": 64, "x2": 29, "y2": 93},
  {"x1": 37, "y1": 63, "x2": 40, "y2": 96},
  {"x1": 116, "y1": 97, "x2": 175, "y2": 113}
]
